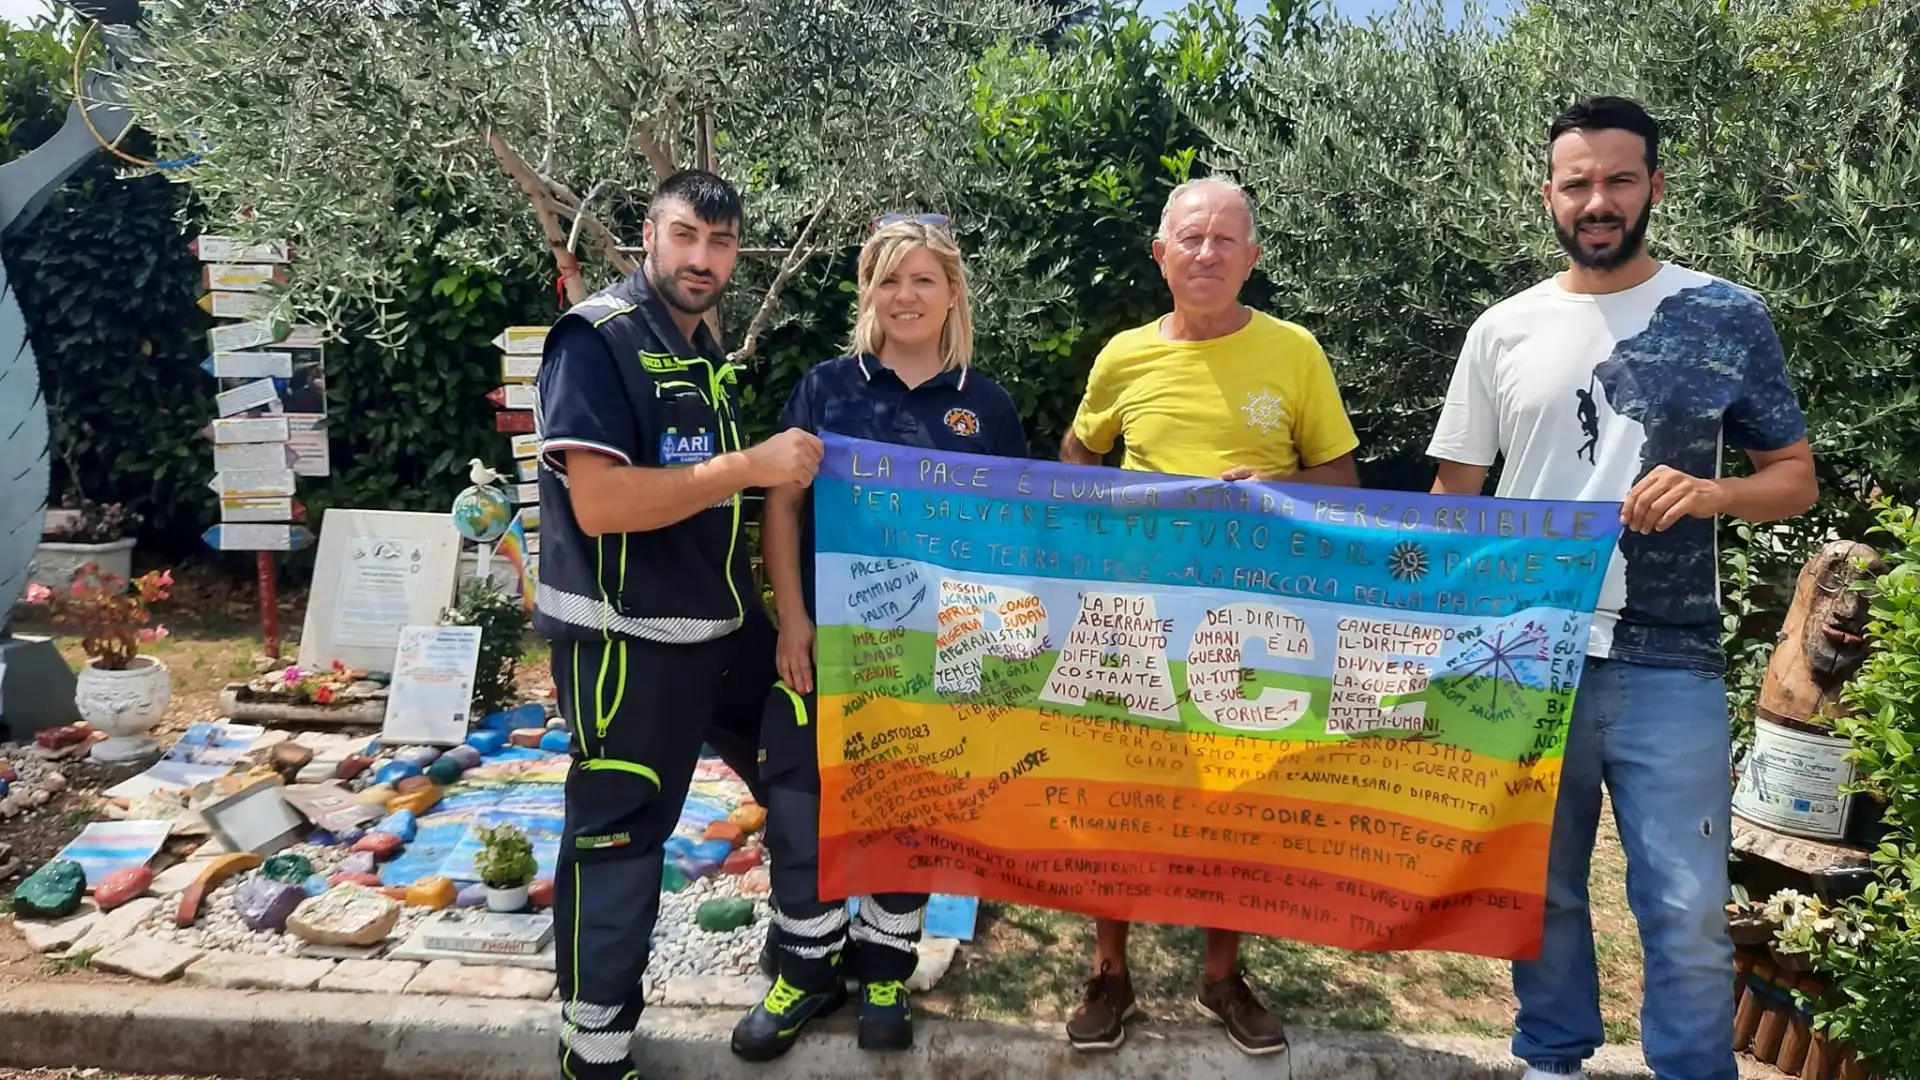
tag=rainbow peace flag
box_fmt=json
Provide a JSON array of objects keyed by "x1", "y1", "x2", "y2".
[{"x1": 813, "y1": 433, "x2": 1620, "y2": 960}]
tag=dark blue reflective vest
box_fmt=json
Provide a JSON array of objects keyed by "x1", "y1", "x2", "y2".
[{"x1": 531, "y1": 273, "x2": 751, "y2": 645}]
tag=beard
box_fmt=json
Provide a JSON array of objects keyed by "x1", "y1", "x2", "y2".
[
  {"x1": 645, "y1": 256, "x2": 726, "y2": 316},
  {"x1": 1554, "y1": 195, "x2": 1652, "y2": 270}
]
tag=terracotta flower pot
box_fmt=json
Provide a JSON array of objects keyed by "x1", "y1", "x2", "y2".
[{"x1": 74, "y1": 654, "x2": 170, "y2": 762}]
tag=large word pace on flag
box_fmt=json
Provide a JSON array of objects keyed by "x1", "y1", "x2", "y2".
[{"x1": 813, "y1": 434, "x2": 1623, "y2": 960}]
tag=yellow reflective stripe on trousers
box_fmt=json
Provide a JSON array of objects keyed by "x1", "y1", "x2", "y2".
[
  {"x1": 580, "y1": 758, "x2": 661, "y2": 789},
  {"x1": 774, "y1": 679, "x2": 808, "y2": 727}
]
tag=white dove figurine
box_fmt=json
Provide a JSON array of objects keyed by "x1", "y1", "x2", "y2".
[{"x1": 468, "y1": 458, "x2": 505, "y2": 487}]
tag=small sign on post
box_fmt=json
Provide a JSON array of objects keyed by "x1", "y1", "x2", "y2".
[
  {"x1": 192, "y1": 230, "x2": 322, "y2": 660},
  {"x1": 201, "y1": 524, "x2": 315, "y2": 552}
]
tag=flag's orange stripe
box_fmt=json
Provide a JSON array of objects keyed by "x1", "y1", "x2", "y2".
[
  {"x1": 820, "y1": 769, "x2": 1550, "y2": 898},
  {"x1": 819, "y1": 832, "x2": 1546, "y2": 960}
]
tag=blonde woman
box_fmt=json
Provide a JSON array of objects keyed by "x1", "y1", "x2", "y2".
[{"x1": 732, "y1": 215, "x2": 1028, "y2": 1061}]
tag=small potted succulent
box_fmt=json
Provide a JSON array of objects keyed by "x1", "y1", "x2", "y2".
[
  {"x1": 23, "y1": 564, "x2": 173, "y2": 762},
  {"x1": 35, "y1": 493, "x2": 141, "y2": 594},
  {"x1": 474, "y1": 822, "x2": 537, "y2": 912}
]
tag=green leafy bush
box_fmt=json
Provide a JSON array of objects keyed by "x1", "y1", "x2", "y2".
[
  {"x1": 443, "y1": 576, "x2": 530, "y2": 719},
  {"x1": 1810, "y1": 499, "x2": 1920, "y2": 1079}
]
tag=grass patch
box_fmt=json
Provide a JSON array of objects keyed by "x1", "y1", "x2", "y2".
[{"x1": 45, "y1": 947, "x2": 99, "y2": 975}]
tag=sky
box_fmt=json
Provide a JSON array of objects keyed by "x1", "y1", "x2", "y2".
[{"x1": 0, "y1": 0, "x2": 50, "y2": 25}]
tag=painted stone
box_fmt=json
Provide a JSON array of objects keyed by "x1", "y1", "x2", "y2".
[
  {"x1": 336, "y1": 826, "x2": 367, "y2": 845},
  {"x1": 357, "y1": 784, "x2": 397, "y2": 808},
  {"x1": 353, "y1": 832, "x2": 404, "y2": 861},
  {"x1": 444, "y1": 745, "x2": 484, "y2": 770},
  {"x1": 529, "y1": 878, "x2": 554, "y2": 907},
  {"x1": 405, "y1": 876, "x2": 457, "y2": 910},
  {"x1": 35, "y1": 725, "x2": 88, "y2": 749},
  {"x1": 374, "y1": 761, "x2": 422, "y2": 786},
  {"x1": 14, "y1": 859, "x2": 86, "y2": 918},
  {"x1": 396, "y1": 746, "x2": 442, "y2": 768},
  {"x1": 425, "y1": 758, "x2": 464, "y2": 787},
  {"x1": 455, "y1": 883, "x2": 487, "y2": 908},
  {"x1": 385, "y1": 787, "x2": 440, "y2": 817},
  {"x1": 465, "y1": 730, "x2": 507, "y2": 755},
  {"x1": 329, "y1": 872, "x2": 382, "y2": 889},
  {"x1": 705, "y1": 821, "x2": 743, "y2": 846},
  {"x1": 93, "y1": 866, "x2": 153, "y2": 911},
  {"x1": 0, "y1": 760, "x2": 15, "y2": 782},
  {"x1": 303, "y1": 874, "x2": 332, "y2": 897},
  {"x1": 334, "y1": 755, "x2": 375, "y2": 781},
  {"x1": 235, "y1": 877, "x2": 307, "y2": 932},
  {"x1": 483, "y1": 703, "x2": 544, "y2": 734},
  {"x1": 175, "y1": 853, "x2": 265, "y2": 928},
  {"x1": 394, "y1": 774, "x2": 435, "y2": 795},
  {"x1": 307, "y1": 829, "x2": 339, "y2": 847},
  {"x1": 695, "y1": 897, "x2": 756, "y2": 933},
  {"x1": 262, "y1": 853, "x2": 315, "y2": 885},
  {"x1": 721, "y1": 848, "x2": 762, "y2": 875},
  {"x1": 728, "y1": 803, "x2": 767, "y2": 835},
  {"x1": 287, "y1": 885, "x2": 401, "y2": 947},
  {"x1": 508, "y1": 728, "x2": 546, "y2": 748},
  {"x1": 373, "y1": 809, "x2": 418, "y2": 842},
  {"x1": 270, "y1": 743, "x2": 314, "y2": 780},
  {"x1": 339, "y1": 851, "x2": 378, "y2": 876},
  {"x1": 538, "y1": 730, "x2": 571, "y2": 753},
  {"x1": 661, "y1": 864, "x2": 689, "y2": 893}
]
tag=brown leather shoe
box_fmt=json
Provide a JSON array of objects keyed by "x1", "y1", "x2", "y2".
[
  {"x1": 1198, "y1": 971, "x2": 1290, "y2": 1056},
  {"x1": 1066, "y1": 962, "x2": 1137, "y2": 1051}
]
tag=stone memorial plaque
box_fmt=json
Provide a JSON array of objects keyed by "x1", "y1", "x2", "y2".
[
  {"x1": 419, "y1": 911, "x2": 554, "y2": 956},
  {"x1": 298, "y1": 510, "x2": 461, "y2": 673},
  {"x1": 200, "y1": 778, "x2": 305, "y2": 856}
]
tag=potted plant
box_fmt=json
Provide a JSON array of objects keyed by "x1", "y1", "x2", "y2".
[
  {"x1": 22, "y1": 564, "x2": 173, "y2": 762},
  {"x1": 34, "y1": 493, "x2": 141, "y2": 594},
  {"x1": 474, "y1": 822, "x2": 536, "y2": 912}
]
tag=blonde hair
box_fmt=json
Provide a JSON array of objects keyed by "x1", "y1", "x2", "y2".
[{"x1": 850, "y1": 221, "x2": 975, "y2": 371}]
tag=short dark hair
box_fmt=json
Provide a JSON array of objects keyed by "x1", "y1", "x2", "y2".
[
  {"x1": 647, "y1": 169, "x2": 743, "y2": 230},
  {"x1": 1548, "y1": 96, "x2": 1661, "y2": 175}
]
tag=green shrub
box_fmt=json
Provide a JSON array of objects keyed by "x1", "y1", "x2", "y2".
[{"x1": 1812, "y1": 499, "x2": 1920, "y2": 1079}]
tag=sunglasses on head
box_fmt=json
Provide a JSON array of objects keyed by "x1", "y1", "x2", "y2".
[{"x1": 871, "y1": 212, "x2": 953, "y2": 233}]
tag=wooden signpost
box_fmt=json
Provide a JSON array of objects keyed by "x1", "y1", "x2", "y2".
[
  {"x1": 193, "y1": 233, "x2": 331, "y2": 658},
  {"x1": 490, "y1": 326, "x2": 546, "y2": 596}
]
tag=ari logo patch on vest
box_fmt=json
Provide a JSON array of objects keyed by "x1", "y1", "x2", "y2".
[
  {"x1": 659, "y1": 429, "x2": 716, "y2": 465},
  {"x1": 943, "y1": 407, "x2": 981, "y2": 437}
]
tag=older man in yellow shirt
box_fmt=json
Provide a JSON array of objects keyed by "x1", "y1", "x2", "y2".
[{"x1": 1060, "y1": 176, "x2": 1360, "y2": 1057}]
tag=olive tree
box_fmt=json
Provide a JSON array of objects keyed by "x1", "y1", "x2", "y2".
[
  {"x1": 1211, "y1": 0, "x2": 1920, "y2": 513},
  {"x1": 119, "y1": 0, "x2": 1050, "y2": 357}
]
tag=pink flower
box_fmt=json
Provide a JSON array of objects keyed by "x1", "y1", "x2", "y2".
[
  {"x1": 156, "y1": 569, "x2": 174, "y2": 587},
  {"x1": 24, "y1": 583, "x2": 52, "y2": 604},
  {"x1": 136, "y1": 626, "x2": 170, "y2": 645},
  {"x1": 281, "y1": 666, "x2": 305, "y2": 684},
  {"x1": 69, "y1": 579, "x2": 88, "y2": 598}
]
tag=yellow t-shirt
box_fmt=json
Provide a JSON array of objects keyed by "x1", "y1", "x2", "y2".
[{"x1": 1070, "y1": 310, "x2": 1359, "y2": 479}]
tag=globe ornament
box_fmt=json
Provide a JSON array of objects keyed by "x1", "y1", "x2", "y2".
[{"x1": 453, "y1": 484, "x2": 513, "y2": 545}]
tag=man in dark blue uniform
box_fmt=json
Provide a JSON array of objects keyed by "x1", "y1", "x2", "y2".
[{"x1": 534, "y1": 169, "x2": 822, "y2": 1080}]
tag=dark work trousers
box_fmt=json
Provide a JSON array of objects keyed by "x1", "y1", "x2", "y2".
[
  {"x1": 761, "y1": 681, "x2": 928, "y2": 991},
  {"x1": 552, "y1": 609, "x2": 774, "y2": 1080}
]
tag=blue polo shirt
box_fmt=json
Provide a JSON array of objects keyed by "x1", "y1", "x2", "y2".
[{"x1": 779, "y1": 354, "x2": 1028, "y2": 622}]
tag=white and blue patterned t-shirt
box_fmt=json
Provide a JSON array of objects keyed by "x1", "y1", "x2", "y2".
[{"x1": 1426, "y1": 263, "x2": 1808, "y2": 673}]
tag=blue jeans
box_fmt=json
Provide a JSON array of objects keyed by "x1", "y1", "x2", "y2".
[{"x1": 1513, "y1": 657, "x2": 1735, "y2": 1080}]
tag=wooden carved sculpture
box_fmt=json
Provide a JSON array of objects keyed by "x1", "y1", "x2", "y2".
[{"x1": 1756, "y1": 540, "x2": 1884, "y2": 728}]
